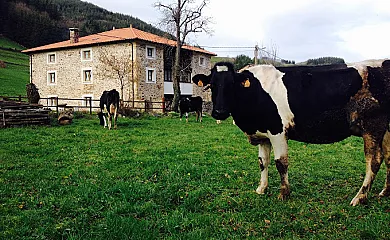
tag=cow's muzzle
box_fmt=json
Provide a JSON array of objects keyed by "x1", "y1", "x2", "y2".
[{"x1": 212, "y1": 110, "x2": 230, "y2": 120}]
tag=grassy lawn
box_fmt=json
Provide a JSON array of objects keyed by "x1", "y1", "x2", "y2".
[
  {"x1": 1, "y1": 114, "x2": 390, "y2": 239},
  {"x1": 0, "y1": 37, "x2": 25, "y2": 51},
  {"x1": 0, "y1": 37, "x2": 29, "y2": 96}
]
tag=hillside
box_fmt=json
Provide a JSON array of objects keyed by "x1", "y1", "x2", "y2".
[
  {"x1": 1, "y1": 0, "x2": 170, "y2": 48},
  {"x1": 0, "y1": 36, "x2": 29, "y2": 96}
]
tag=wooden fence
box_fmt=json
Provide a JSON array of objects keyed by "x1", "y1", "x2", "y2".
[{"x1": 0, "y1": 96, "x2": 168, "y2": 114}]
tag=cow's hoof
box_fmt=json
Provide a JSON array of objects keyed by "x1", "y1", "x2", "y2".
[
  {"x1": 379, "y1": 188, "x2": 390, "y2": 197},
  {"x1": 350, "y1": 195, "x2": 367, "y2": 206},
  {"x1": 277, "y1": 185, "x2": 290, "y2": 200},
  {"x1": 256, "y1": 185, "x2": 267, "y2": 194},
  {"x1": 278, "y1": 193, "x2": 289, "y2": 200}
]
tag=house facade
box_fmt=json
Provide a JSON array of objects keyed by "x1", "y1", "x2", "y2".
[{"x1": 22, "y1": 26, "x2": 216, "y2": 111}]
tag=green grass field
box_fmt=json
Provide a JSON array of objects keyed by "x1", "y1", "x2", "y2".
[
  {"x1": 0, "y1": 37, "x2": 29, "y2": 96},
  {"x1": 1, "y1": 115, "x2": 390, "y2": 239}
]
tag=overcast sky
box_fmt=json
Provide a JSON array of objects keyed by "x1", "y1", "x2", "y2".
[{"x1": 85, "y1": 0, "x2": 390, "y2": 63}]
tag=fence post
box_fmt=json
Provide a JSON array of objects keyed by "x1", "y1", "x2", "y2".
[
  {"x1": 162, "y1": 97, "x2": 165, "y2": 113},
  {"x1": 89, "y1": 97, "x2": 92, "y2": 115},
  {"x1": 18, "y1": 95, "x2": 21, "y2": 102},
  {"x1": 144, "y1": 100, "x2": 147, "y2": 112},
  {"x1": 56, "y1": 97, "x2": 59, "y2": 114}
]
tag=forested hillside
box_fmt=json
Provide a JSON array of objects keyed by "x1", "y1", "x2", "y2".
[{"x1": 0, "y1": 0, "x2": 169, "y2": 48}]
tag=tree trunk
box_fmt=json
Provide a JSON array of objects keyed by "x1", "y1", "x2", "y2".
[{"x1": 171, "y1": 30, "x2": 182, "y2": 112}]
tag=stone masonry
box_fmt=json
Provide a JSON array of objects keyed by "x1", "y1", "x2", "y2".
[{"x1": 30, "y1": 41, "x2": 213, "y2": 112}]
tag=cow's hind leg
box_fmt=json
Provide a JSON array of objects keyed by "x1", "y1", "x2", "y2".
[
  {"x1": 379, "y1": 130, "x2": 390, "y2": 197},
  {"x1": 269, "y1": 134, "x2": 290, "y2": 200},
  {"x1": 256, "y1": 139, "x2": 271, "y2": 194},
  {"x1": 350, "y1": 133, "x2": 384, "y2": 206}
]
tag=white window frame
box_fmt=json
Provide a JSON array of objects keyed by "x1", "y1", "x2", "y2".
[
  {"x1": 81, "y1": 68, "x2": 93, "y2": 84},
  {"x1": 47, "y1": 70, "x2": 57, "y2": 85},
  {"x1": 146, "y1": 67, "x2": 156, "y2": 83},
  {"x1": 81, "y1": 94, "x2": 93, "y2": 107},
  {"x1": 81, "y1": 48, "x2": 92, "y2": 61},
  {"x1": 47, "y1": 52, "x2": 56, "y2": 64},
  {"x1": 47, "y1": 95, "x2": 58, "y2": 108},
  {"x1": 146, "y1": 45, "x2": 156, "y2": 59},
  {"x1": 199, "y1": 56, "x2": 206, "y2": 67}
]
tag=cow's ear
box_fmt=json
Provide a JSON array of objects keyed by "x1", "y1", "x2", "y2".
[
  {"x1": 192, "y1": 74, "x2": 210, "y2": 87},
  {"x1": 235, "y1": 71, "x2": 252, "y2": 88}
]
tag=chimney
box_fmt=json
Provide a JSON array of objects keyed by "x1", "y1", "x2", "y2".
[{"x1": 69, "y1": 28, "x2": 79, "y2": 44}]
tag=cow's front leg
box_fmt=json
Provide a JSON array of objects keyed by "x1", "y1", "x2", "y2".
[
  {"x1": 107, "y1": 113, "x2": 112, "y2": 130},
  {"x1": 186, "y1": 112, "x2": 189, "y2": 123},
  {"x1": 351, "y1": 133, "x2": 383, "y2": 206},
  {"x1": 103, "y1": 114, "x2": 107, "y2": 128},
  {"x1": 269, "y1": 133, "x2": 290, "y2": 200},
  {"x1": 256, "y1": 139, "x2": 271, "y2": 194}
]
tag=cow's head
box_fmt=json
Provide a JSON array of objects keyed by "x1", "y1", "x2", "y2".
[{"x1": 193, "y1": 62, "x2": 253, "y2": 120}]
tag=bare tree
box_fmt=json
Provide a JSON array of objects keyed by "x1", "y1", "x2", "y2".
[
  {"x1": 155, "y1": 0, "x2": 212, "y2": 112},
  {"x1": 259, "y1": 42, "x2": 280, "y2": 66},
  {"x1": 98, "y1": 47, "x2": 138, "y2": 107}
]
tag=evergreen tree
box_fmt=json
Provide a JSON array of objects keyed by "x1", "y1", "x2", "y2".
[{"x1": 234, "y1": 54, "x2": 253, "y2": 70}]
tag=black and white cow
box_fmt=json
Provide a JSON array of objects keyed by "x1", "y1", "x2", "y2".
[
  {"x1": 193, "y1": 60, "x2": 390, "y2": 206},
  {"x1": 98, "y1": 89, "x2": 120, "y2": 130},
  {"x1": 179, "y1": 96, "x2": 203, "y2": 122}
]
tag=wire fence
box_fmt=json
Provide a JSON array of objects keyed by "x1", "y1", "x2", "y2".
[{"x1": 0, "y1": 95, "x2": 168, "y2": 114}]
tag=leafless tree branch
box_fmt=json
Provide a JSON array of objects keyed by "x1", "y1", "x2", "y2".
[{"x1": 155, "y1": 0, "x2": 212, "y2": 111}]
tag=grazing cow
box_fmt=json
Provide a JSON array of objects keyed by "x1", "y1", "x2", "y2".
[
  {"x1": 179, "y1": 96, "x2": 203, "y2": 122},
  {"x1": 192, "y1": 60, "x2": 390, "y2": 206},
  {"x1": 98, "y1": 89, "x2": 120, "y2": 130}
]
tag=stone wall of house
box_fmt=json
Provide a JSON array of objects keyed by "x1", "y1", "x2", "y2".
[
  {"x1": 30, "y1": 42, "x2": 135, "y2": 108},
  {"x1": 191, "y1": 52, "x2": 212, "y2": 102},
  {"x1": 30, "y1": 40, "x2": 213, "y2": 113},
  {"x1": 135, "y1": 41, "x2": 164, "y2": 102}
]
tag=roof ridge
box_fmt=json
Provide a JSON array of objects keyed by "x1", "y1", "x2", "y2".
[{"x1": 22, "y1": 26, "x2": 216, "y2": 56}]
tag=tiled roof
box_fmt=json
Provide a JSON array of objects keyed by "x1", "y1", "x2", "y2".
[{"x1": 22, "y1": 26, "x2": 216, "y2": 56}]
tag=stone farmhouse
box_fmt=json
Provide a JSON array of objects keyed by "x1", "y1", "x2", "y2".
[{"x1": 22, "y1": 26, "x2": 216, "y2": 111}]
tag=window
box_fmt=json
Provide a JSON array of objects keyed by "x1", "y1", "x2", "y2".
[
  {"x1": 199, "y1": 56, "x2": 205, "y2": 66},
  {"x1": 81, "y1": 48, "x2": 92, "y2": 61},
  {"x1": 82, "y1": 68, "x2": 92, "y2": 83},
  {"x1": 146, "y1": 46, "x2": 156, "y2": 59},
  {"x1": 47, "y1": 71, "x2": 56, "y2": 85},
  {"x1": 180, "y1": 71, "x2": 191, "y2": 83},
  {"x1": 47, "y1": 53, "x2": 56, "y2": 64},
  {"x1": 164, "y1": 69, "x2": 172, "y2": 82},
  {"x1": 146, "y1": 67, "x2": 156, "y2": 83}
]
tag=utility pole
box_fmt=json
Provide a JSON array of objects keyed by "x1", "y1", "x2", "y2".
[{"x1": 254, "y1": 44, "x2": 259, "y2": 65}]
